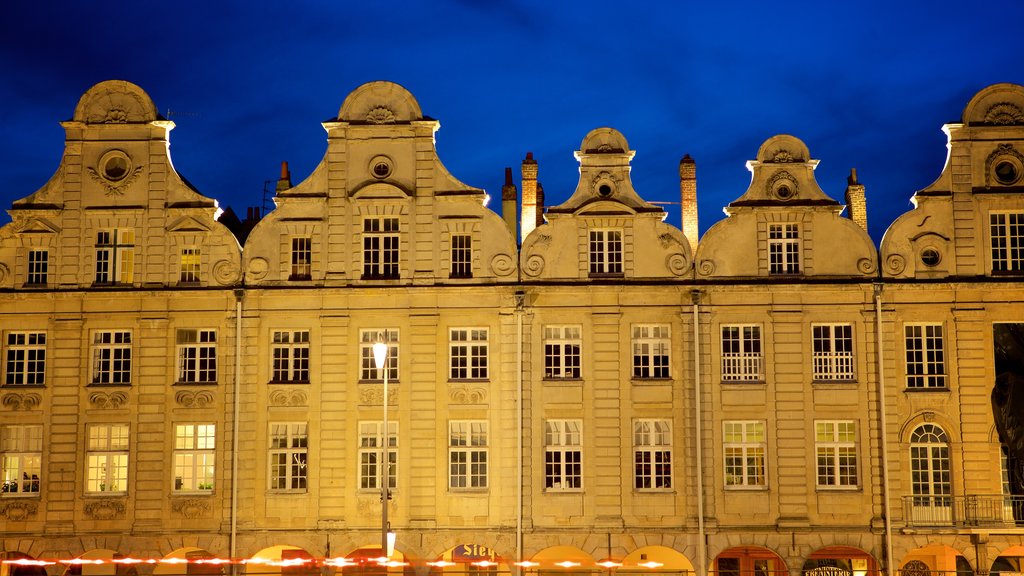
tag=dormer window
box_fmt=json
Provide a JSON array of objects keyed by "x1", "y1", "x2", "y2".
[
  {"x1": 768, "y1": 223, "x2": 800, "y2": 275},
  {"x1": 362, "y1": 217, "x2": 399, "y2": 280},
  {"x1": 26, "y1": 249, "x2": 48, "y2": 286},
  {"x1": 95, "y1": 230, "x2": 134, "y2": 285},
  {"x1": 290, "y1": 237, "x2": 312, "y2": 280},
  {"x1": 589, "y1": 229, "x2": 623, "y2": 276}
]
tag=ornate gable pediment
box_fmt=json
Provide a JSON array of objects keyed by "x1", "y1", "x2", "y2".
[
  {"x1": 17, "y1": 218, "x2": 61, "y2": 235},
  {"x1": 167, "y1": 216, "x2": 211, "y2": 234}
]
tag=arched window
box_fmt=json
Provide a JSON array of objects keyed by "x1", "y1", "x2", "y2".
[{"x1": 909, "y1": 424, "x2": 952, "y2": 523}]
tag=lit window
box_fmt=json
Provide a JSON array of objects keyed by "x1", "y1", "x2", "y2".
[
  {"x1": 271, "y1": 330, "x2": 310, "y2": 383},
  {"x1": 724, "y1": 421, "x2": 765, "y2": 488},
  {"x1": 545, "y1": 420, "x2": 582, "y2": 490},
  {"x1": 449, "y1": 328, "x2": 488, "y2": 380},
  {"x1": 909, "y1": 424, "x2": 951, "y2": 521},
  {"x1": 905, "y1": 324, "x2": 946, "y2": 389},
  {"x1": 27, "y1": 249, "x2": 48, "y2": 286},
  {"x1": 544, "y1": 325, "x2": 581, "y2": 379},
  {"x1": 360, "y1": 329, "x2": 399, "y2": 381},
  {"x1": 4, "y1": 332, "x2": 46, "y2": 386},
  {"x1": 290, "y1": 237, "x2": 312, "y2": 280},
  {"x1": 86, "y1": 423, "x2": 129, "y2": 493},
  {"x1": 179, "y1": 247, "x2": 201, "y2": 283},
  {"x1": 991, "y1": 212, "x2": 1024, "y2": 273},
  {"x1": 633, "y1": 419, "x2": 671, "y2": 490},
  {"x1": 720, "y1": 325, "x2": 762, "y2": 382},
  {"x1": 632, "y1": 325, "x2": 670, "y2": 379},
  {"x1": 449, "y1": 421, "x2": 487, "y2": 489},
  {"x1": 269, "y1": 423, "x2": 307, "y2": 491},
  {"x1": 177, "y1": 329, "x2": 217, "y2": 383},
  {"x1": 173, "y1": 424, "x2": 215, "y2": 492},
  {"x1": 451, "y1": 234, "x2": 473, "y2": 278},
  {"x1": 589, "y1": 229, "x2": 623, "y2": 275},
  {"x1": 815, "y1": 420, "x2": 858, "y2": 488},
  {"x1": 358, "y1": 421, "x2": 397, "y2": 490},
  {"x1": 812, "y1": 324, "x2": 854, "y2": 380},
  {"x1": 95, "y1": 230, "x2": 134, "y2": 284},
  {"x1": 1, "y1": 424, "x2": 42, "y2": 496},
  {"x1": 768, "y1": 223, "x2": 800, "y2": 274},
  {"x1": 91, "y1": 331, "x2": 132, "y2": 385},
  {"x1": 363, "y1": 217, "x2": 399, "y2": 279}
]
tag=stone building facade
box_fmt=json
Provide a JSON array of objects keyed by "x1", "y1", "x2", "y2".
[{"x1": 1, "y1": 80, "x2": 1023, "y2": 576}]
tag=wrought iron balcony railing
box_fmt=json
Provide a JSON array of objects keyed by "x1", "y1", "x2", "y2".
[{"x1": 901, "y1": 494, "x2": 1024, "y2": 527}]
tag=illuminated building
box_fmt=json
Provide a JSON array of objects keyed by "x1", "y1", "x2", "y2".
[{"x1": 1, "y1": 80, "x2": 1023, "y2": 576}]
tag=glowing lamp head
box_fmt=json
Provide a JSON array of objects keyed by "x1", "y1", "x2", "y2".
[{"x1": 372, "y1": 341, "x2": 388, "y2": 370}]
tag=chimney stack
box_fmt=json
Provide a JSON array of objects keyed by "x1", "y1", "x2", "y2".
[
  {"x1": 844, "y1": 168, "x2": 868, "y2": 232},
  {"x1": 501, "y1": 167, "x2": 518, "y2": 242},
  {"x1": 679, "y1": 154, "x2": 698, "y2": 250},
  {"x1": 276, "y1": 161, "x2": 293, "y2": 193},
  {"x1": 535, "y1": 181, "x2": 545, "y2": 230},
  {"x1": 521, "y1": 152, "x2": 539, "y2": 241}
]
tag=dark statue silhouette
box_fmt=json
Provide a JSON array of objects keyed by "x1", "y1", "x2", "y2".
[{"x1": 993, "y1": 323, "x2": 1024, "y2": 524}]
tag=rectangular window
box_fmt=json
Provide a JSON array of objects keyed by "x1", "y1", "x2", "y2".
[
  {"x1": 358, "y1": 421, "x2": 397, "y2": 490},
  {"x1": 1, "y1": 424, "x2": 42, "y2": 496},
  {"x1": 91, "y1": 331, "x2": 132, "y2": 384},
  {"x1": 360, "y1": 329, "x2": 399, "y2": 381},
  {"x1": 721, "y1": 325, "x2": 762, "y2": 382},
  {"x1": 589, "y1": 229, "x2": 623, "y2": 275},
  {"x1": 173, "y1": 424, "x2": 215, "y2": 492},
  {"x1": 27, "y1": 249, "x2": 48, "y2": 286},
  {"x1": 95, "y1": 230, "x2": 134, "y2": 284},
  {"x1": 4, "y1": 332, "x2": 46, "y2": 386},
  {"x1": 991, "y1": 212, "x2": 1024, "y2": 273},
  {"x1": 177, "y1": 329, "x2": 217, "y2": 384},
  {"x1": 815, "y1": 420, "x2": 858, "y2": 488},
  {"x1": 724, "y1": 421, "x2": 766, "y2": 488},
  {"x1": 812, "y1": 324, "x2": 855, "y2": 380},
  {"x1": 269, "y1": 423, "x2": 307, "y2": 491},
  {"x1": 449, "y1": 328, "x2": 488, "y2": 380},
  {"x1": 271, "y1": 330, "x2": 310, "y2": 383},
  {"x1": 450, "y1": 234, "x2": 473, "y2": 278},
  {"x1": 544, "y1": 325, "x2": 581, "y2": 379},
  {"x1": 634, "y1": 419, "x2": 672, "y2": 489},
  {"x1": 545, "y1": 420, "x2": 582, "y2": 490},
  {"x1": 179, "y1": 247, "x2": 201, "y2": 283},
  {"x1": 632, "y1": 324, "x2": 670, "y2": 379},
  {"x1": 290, "y1": 237, "x2": 312, "y2": 280},
  {"x1": 449, "y1": 421, "x2": 488, "y2": 489},
  {"x1": 362, "y1": 217, "x2": 399, "y2": 279},
  {"x1": 86, "y1": 423, "x2": 129, "y2": 493},
  {"x1": 905, "y1": 324, "x2": 946, "y2": 389},
  {"x1": 768, "y1": 223, "x2": 800, "y2": 274}
]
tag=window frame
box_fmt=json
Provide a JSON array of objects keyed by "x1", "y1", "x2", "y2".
[
  {"x1": 723, "y1": 420, "x2": 766, "y2": 489},
  {"x1": 449, "y1": 328, "x2": 488, "y2": 380},
  {"x1": 909, "y1": 423, "x2": 952, "y2": 510},
  {"x1": 290, "y1": 237, "x2": 312, "y2": 280},
  {"x1": 632, "y1": 324, "x2": 671, "y2": 380},
  {"x1": 362, "y1": 217, "x2": 400, "y2": 280},
  {"x1": 271, "y1": 330, "x2": 310, "y2": 384},
  {"x1": 450, "y1": 234, "x2": 473, "y2": 279},
  {"x1": 1, "y1": 424, "x2": 42, "y2": 497},
  {"x1": 268, "y1": 422, "x2": 308, "y2": 492},
  {"x1": 358, "y1": 421, "x2": 397, "y2": 491},
  {"x1": 95, "y1": 229, "x2": 135, "y2": 285},
  {"x1": 360, "y1": 329, "x2": 399, "y2": 381},
  {"x1": 768, "y1": 223, "x2": 800, "y2": 275},
  {"x1": 633, "y1": 419, "x2": 672, "y2": 490},
  {"x1": 990, "y1": 211, "x2": 1024, "y2": 273},
  {"x1": 543, "y1": 325, "x2": 582, "y2": 380},
  {"x1": 904, "y1": 323, "x2": 947, "y2": 389},
  {"x1": 814, "y1": 420, "x2": 858, "y2": 489},
  {"x1": 173, "y1": 423, "x2": 216, "y2": 493},
  {"x1": 720, "y1": 324, "x2": 763, "y2": 382},
  {"x1": 91, "y1": 330, "x2": 132, "y2": 385},
  {"x1": 545, "y1": 419, "x2": 582, "y2": 491},
  {"x1": 179, "y1": 246, "x2": 201, "y2": 284},
  {"x1": 176, "y1": 329, "x2": 218, "y2": 384},
  {"x1": 449, "y1": 420, "x2": 488, "y2": 490},
  {"x1": 26, "y1": 249, "x2": 48, "y2": 286},
  {"x1": 589, "y1": 228, "x2": 624, "y2": 276},
  {"x1": 4, "y1": 331, "x2": 46, "y2": 386},
  {"x1": 811, "y1": 323, "x2": 855, "y2": 381},
  {"x1": 86, "y1": 423, "x2": 129, "y2": 494}
]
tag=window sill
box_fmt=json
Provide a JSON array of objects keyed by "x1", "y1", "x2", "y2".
[
  {"x1": 811, "y1": 379, "x2": 858, "y2": 385},
  {"x1": 85, "y1": 492, "x2": 127, "y2": 497},
  {"x1": 589, "y1": 272, "x2": 625, "y2": 279},
  {"x1": 174, "y1": 381, "x2": 218, "y2": 386},
  {"x1": 172, "y1": 490, "x2": 214, "y2": 496},
  {"x1": 448, "y1": 488, "x2": 489, "y2": 494},
  {"x1": 724, "y1": 485, "x2": 768, "y2": 492},
  {"x1": 631, "y1": 377, "x2": 672, "y2": 385},
  {"x1": 359, "y1": 379, "x2": 401, "y2": 385},
  {"x1": 815, "y1": 486, "x2": 861, "y2": 493},
  {"x1": 269, "y1": 380, "x2": 310, "y2": 385},
  {"x1": 448, "y1": 378, "x2": 489, "y2": 383},
  {"x1": 0, "y1": 493, "x2": 41, "y2": 499},
  {"x1": 633, "y1": 488, "x2": 674, "y2": 494},
  {"x1": 0, "y1": 384, "x2": 46, "y2": 389},
  {"x1": 288, "y1": 275, "x2": 312, "y2": 282},
  {"x1": 543, "y1": 377, "x2": 583, "y2": 383},
  {"x1": 903, "y1": 387, "x2": 950, "y2": 393},
  {"x1": 544, "y1": 488, "x2": 583, "y2": 494},
  {"x1": 360, "y1": 275, "x2": 401, "y2": 281},
  {"x1": 720, "y1": 379, "x2": 765, "y2": 385},
  {"x1": 88, "y1": 382, "x2": 132, "y2": 387},
  {"x1": 449, "y1": 274, "x2": 474, "y2": 280},
  {"x1": 266, "y1": 490, "x2": 308, "y2": 495}
]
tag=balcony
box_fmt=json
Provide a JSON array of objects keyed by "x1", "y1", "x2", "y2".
[{"x1": 902, "y1": 494, "x2": 1024, "y2": 527}]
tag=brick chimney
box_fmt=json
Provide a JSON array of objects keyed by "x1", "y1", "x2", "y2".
[
  {"x1": 521, "y1": 152, "x2": 539, "y2": 241},
  {"x1": 276, "y1": 161, "x2": 292, "y2": 193},
  {"x1": 501, "y1": 167, "x2": 518, "y2": 242},
  {"x1": 679, "y1": 154, "x2": 698, "y2": 250},
  {"x1": 844, "y1": 168, "x2": 868, "y2": 232}
]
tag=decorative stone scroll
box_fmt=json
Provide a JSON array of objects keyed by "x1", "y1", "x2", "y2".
[
  {"x1": 84, "y1": 498, "x2": 126, "y2": 520},
  {"x1": 2, "y1": 392, "x2": 42, "y2": 411}
]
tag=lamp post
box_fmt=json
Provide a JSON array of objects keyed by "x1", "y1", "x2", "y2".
[{"x1": 371, "y1": 340, "x2": 392, "y2": 563}]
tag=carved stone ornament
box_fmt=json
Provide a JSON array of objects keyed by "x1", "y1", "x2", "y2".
[
  {"x1": 171, "y1": 497, "x2": 211, "y2": 519},
  {"x1": 857, "y1": 258, "x2": 876, "y2": 274},
  {"x1": 0, "y1": 263, "x2": 8, "y2": 285},
  {"x1": 365, "y1": 106, "x2": 397, "y2": 124},
  {"x1": 666, "y1": 253, "x2": 688, "y2": 276},
  {"x1": 984, "y1": 102, "x2": 1024, "y2": 125},
  {"x1": 489, "y1": 253, "x2": 515, "y2": 277},
  {"x1": 698, "y1": 259, "x2": 716, "y2": 276},
  {"x1": 87, "y1": 151, "x2": 144, "y2": 197},
  {"x1": 213, "y1": 259, "x2": 241, "y2": 285},
  {"x1": 2, "y1": 392, "x2": 42, "y2": 410},
  {"x1": 885, "y1": 254, "x2": 906, "y2": 275},
  {"x1": 84, "y1": 498, "x2": 126, "y2": 519},
  {"x1": 449, "y1": 383, "x2": 486, "y2": 404},
  {"x1": 985, "y1": 143, "x2": 1024, "y2": 186},
  {"x1": 523, "y1": 254, "x2": 545, "y2": 278},
  {"x1": 175, "y1": 390, "x2": 215, "y2": 408},
  {"x1": 1, "y1": 500, "x2": 39, "y2": 521},
  {"x1": 359, "y1": 385, "x2": 396, "y2": 407},
  {"x1": 247, "y1": 257, "x2": 269, "y2": 280},
  {"x1": 766, "y1": 170, "x2": 799, "y2": 200},
  {"x1": 533, "y1": 234, "x2": 552, "y2": 248},
  {"x1": 658, "y1": 233, "x2": 681, "y2": 249},
  {"x1": 772, "y1": 150, "x2": 795, "y2": 163},
  {"x1": 270, "y1": 388, "x2": 308, "y2": 407},
  {"x1": 88, "y1": 391, "x2": 129, "y2": 409}
]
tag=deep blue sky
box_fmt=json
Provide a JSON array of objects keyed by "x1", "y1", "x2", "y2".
[{"x1": 2, "y1": 1, "x2": 1023, "y2": 243}]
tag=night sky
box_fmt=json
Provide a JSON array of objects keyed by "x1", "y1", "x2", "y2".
[{"x1": 2, "y1": 1, "x2": 1023, "y2": 243}]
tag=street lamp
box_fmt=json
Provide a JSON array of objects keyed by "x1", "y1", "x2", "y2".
[{"x1": 371, "y1": 340, "x2": 394, "y2": 563}]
